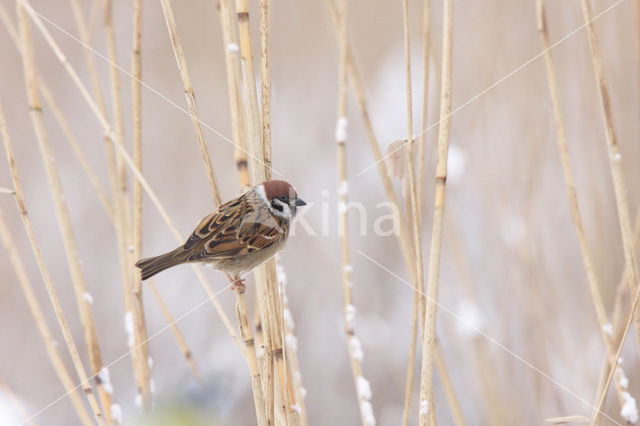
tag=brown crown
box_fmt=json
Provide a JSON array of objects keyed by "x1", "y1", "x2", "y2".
[{"x1": 262, "y1": 180, "x2": 297, "y2": 200}]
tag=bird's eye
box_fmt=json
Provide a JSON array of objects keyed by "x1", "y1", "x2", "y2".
[{"x1": 279, "y1": 196, "x2": 288, "y2": 202}]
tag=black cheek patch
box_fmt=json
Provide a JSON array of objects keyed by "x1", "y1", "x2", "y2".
[{"x1": 271, "y1": 200, "x2": 284, "y2": 212}]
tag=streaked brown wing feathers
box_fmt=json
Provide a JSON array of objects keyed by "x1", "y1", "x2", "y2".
[{"x1": 182, "y1": 191, "x2": 285, "y2": 260}]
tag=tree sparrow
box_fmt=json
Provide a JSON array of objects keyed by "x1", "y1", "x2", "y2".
[{"x1": 135, "y1": 180, "x2": 306, "y2": 291}]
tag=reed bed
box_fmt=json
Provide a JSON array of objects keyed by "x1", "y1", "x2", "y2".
[{"x1": 0, "y1": 1, "x2": 639, "y2": 425}]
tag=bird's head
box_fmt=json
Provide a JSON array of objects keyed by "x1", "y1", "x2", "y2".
[{"x1": 259, "y1": 180, "x2": 306, "y2": 221}]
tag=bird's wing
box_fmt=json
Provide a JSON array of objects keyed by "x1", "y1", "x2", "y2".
[{"x1": 182, "y1": 192, "x2": 285, "y2": 261}]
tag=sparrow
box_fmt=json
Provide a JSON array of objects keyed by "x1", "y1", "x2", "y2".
[{"x1": 135, "y1": 180, "x2": 306, "y2": 291}]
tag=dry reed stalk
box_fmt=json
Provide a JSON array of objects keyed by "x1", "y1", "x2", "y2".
[
  {"x1": 536, "y1": 0, "x2": 629, "y2": 412},
  {"x1": 324, "y1": 0, "x2": 417, "y2": 291},
  {"x1": 579, "y1": 0, "x2": 640, "y2": 349},
  {"x1": 211, "y1": 1, "x2": 270, "y2": 422},
  {"x1": 591, "y1": 282, "x2": 640, "y2": 424},
  {"x1": 276, "y1": 263, "x2": 309, "y2": 425},
  {"x1": 70, "y1": 0, "x2": 151, "y2": 408},
  {"x1": 259, "y1": 0, "x2": 272, "y2": 177},
  {"x1": 1, "y1": 102, "x2": 104, "y2": 425},
  {"x1": 416, "y1": 0, "x2": 431, "y2": 234},
  {"x1": 257, "y1": 1, "x2": 300, "y2": 423},
  {"x1": 333, "y1": 2, "x2": 375, "y2": 425},
  {"x1": 148, "y1": 280, "x2": 202, "y2": 382},
  {"x1": 434, "y1": 343, "x2": 465, "y2": 426},
  {"x1": 129, "y1": 0, "x2": 153, "y2": 406},
  {"x1": 160, "y1": 0, "x2": 222, "y2": 207},
  {"x1": 104, "y1": 0, "x2": 152, "y2": 407},
  {"x1": 17, "y1": 5, "x2": 113, "y2": 421},
  {"x1": 37, "y1": 81, "x2": 114, "y2": 221},
  {"x1": 401, "y1": 0, "x2": 431, "y2": 424},
  {"x1": 0, "y1": 210, "x2": 93, "y2": 426},
  {"x1": 234, "y1": 0, "x2": 281, "y2": 423},
  {"x1": 19, "y1": 0, "x2": 246, "y2": 358},
  {"x1": 216, "y1": 0, "x2": 250, "y2": 189},
  {"x1": 231, "y1": 275, "x2": 268, "y2": 426},
  {"x1": 418, "y1": 0, "x2": 453, "y2": 422}
]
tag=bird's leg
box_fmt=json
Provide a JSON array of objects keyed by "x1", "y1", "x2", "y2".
[{"x1": 227, "y1": 273, "x2": 246, "y2": 293}]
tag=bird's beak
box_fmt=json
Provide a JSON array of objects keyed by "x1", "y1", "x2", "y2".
[{"x1": 293, "y1": 198, "x2": 307, "y2": 207}]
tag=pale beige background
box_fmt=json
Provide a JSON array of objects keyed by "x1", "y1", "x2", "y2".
[{"x1": 0, "y1": 0, "x2": 639, "y2": 425}]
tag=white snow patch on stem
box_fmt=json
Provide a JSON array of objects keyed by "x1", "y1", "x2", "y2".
[
  {"x1": 110, "y1": 404, "x2": 123, "y2": 424},
  {"x1": 360, "y1": 400, "x2": 376, "y2": 426},
  {"x1": 356, "y1": 376, "x2": 372, "y2": 400},
  {"x1": 420, "y1": 400, "x2": 429, "y2": 415},
  {"x1": 228, "y1": 43, "x2": 239, "y2": 52},
  {"x1": 98, "y1": 367, "x2": 113, "y2": 395},
  {"x1": 350, "y1": 336, "x2": 364, "y2": 361},
  {"x1": 134, "y1": 394, "x2": 142, "y2": 409},
  {"x1": 338, "y1": 181, "x2": 349, "y2": 196},
  {"x1": 617, "y1": 367, "x2": 630, "y2": 389},
  {"x1": 335, "y1": 117, "x2": 348, "y2": 142},
  {"x1": 285, "y1": 333, "x2": 298, "y2": 352},
  {"x1": 621, "y1": 392, "x2": 638, "y2": 423},
  {"x1": 345, "y1": 304, "x2": 357, "y2": 329},
  {"x1": 124, "y1": 311, "x2": 135, "y2": 348},
  {"x1": 343, "y1": 264, "x2": 353, "y2": 273},
  {"x1": 602, "y1": 323, "x2": 613, "y2": 336},
  {"x1": 291, "y1": 404, "x2": 301, "y2": 414},
  {"x1": 276, "y1": 263, "x2": 287, "y2": 286},
  {"x1": 82, "y1": 292, "x2": 93, "y2": 304},
  {"x1": 284, "y1": 309, "x2": 295, "y2": 330}
]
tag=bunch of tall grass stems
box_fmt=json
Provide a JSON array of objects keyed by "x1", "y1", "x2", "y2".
[{"x1": 0, "y1": 0, "x2": 638, "y2": 425}]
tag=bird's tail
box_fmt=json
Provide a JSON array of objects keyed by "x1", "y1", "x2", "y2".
[{"x1": 135, "y1": 248, "x2": 189, "y2": 281}]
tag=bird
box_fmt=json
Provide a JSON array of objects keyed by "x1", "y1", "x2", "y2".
[{"x1": 135, "y1": 180, "x2": 306, "y2": 292}]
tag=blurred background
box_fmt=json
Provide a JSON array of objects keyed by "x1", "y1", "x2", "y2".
[{"x1": 0, "y1": 0, "x2": 639, "y2": 424}]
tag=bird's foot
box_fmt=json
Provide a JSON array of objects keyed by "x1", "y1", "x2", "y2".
[{"x1": 230, "y1": 277, "x2": 246, "y2": 294}]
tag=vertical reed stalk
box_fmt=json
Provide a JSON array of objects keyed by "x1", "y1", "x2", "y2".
[
  {"x1": 130, "y1": 0, "x2": 153, "y2": 405},
  {"x1": 257, "y1": 2, "x2": 300, "y2": 423},
  {"x1": 416, "y1": 0, "x2": 431, "y2": 235},
  {"x1": 17, "y1": 5, "x2": 113, "y2": 421},
  {"x1": 159, "y1": 0, "x2": 222, "y2": 207},
  {"x1": 334, "y1": 2, "x2": 375, "y2": 425},
  {"x1": 216, "y1": 0, "x2": 250, "y2": 189},
  {"x1": 325, "y1": 0, "x2": 416, "y2": 290},
  {"x1": 104, "y1": 0, "x2": 152, "y2": 408},
  {"x1": 419, "y1": 0, "x2": 453, "y2": 423},
  {"x1": 434, "y1": 343, "x2": 465, "y2": 426},
  {"x1": 401, "y1": 0, "x2": 428, "y2": 422},
  {"x1": 231, "y1": 275, "x2": 268, "y2": 426},
  {"x1": 578, "y1": 0, "x2": 640, "y2": 346},
  {"x1": 1, "y1": 101, "x2": 104, "y2": 425},
  {"x1": 536, "y1": 0, "x2": 628, "y2": 411},
  {"x1": 235, "y1": 0, "x2": 277, "y2": 423}
]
